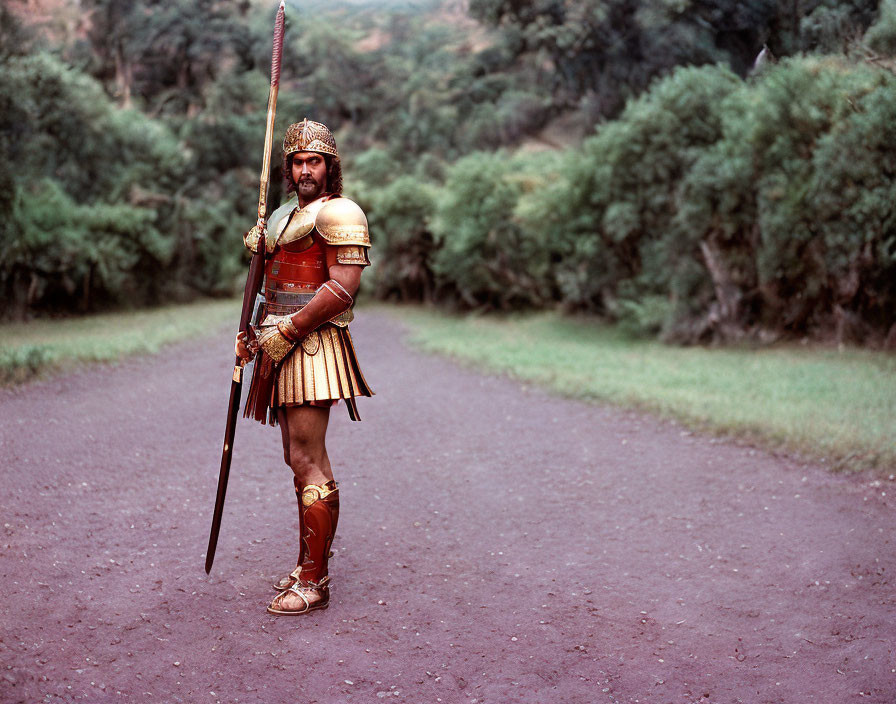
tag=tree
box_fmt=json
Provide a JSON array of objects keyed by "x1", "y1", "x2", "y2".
[{"x1": 469, "y1": 0, "x2": 881, "y2": 117}]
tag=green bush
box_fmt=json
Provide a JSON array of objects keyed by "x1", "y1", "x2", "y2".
[
  {"x1": 431, "y1": 151, "x2": 558, "y2": 309},
  {"x1": 0, "y1": 345, "x2": 54, "y2": 385},
  {"x1": 809, "y1": 73, "x2": 896, "y2": 336},
  {"x1": 525, "y1": 64, "x2": 742, "y2": 327},
  {"x1": 677, "y1": 56, "x2": 896, "y2": 341},
  {"x1": 865, "y1": 0, "x2": 896, "y2": 55},
  {"x1": 365, "y1": 175, "x2": 438, "y2": 302},
  {"x1": 3, "y1": 180, "x2": 170, "y2": 313},
  {"x1": 503, "y1": 57, "x2": 896, "y2": 342},
  {"x1": 0, "y1": 51, "x2": 258, "y2": 317}
]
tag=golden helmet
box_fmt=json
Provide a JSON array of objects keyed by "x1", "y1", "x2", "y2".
[{"x1": 283, "y1": 118, "x2": 338, "y2": 159}]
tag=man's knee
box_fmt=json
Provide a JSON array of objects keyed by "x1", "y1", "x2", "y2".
[
  {"x1": 286, "y1": 438, "x2": 319, "y2": 476},
  {"x1": 280, "y1": 404, "x2": 330, "y2": 480}
]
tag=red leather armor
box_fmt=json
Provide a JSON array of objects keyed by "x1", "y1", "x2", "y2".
[{"x1": 264, "y1": 237, "x2": 328, "y2": 316}]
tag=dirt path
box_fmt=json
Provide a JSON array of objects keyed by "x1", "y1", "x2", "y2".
[{"x1": 0, "y1": 311, "x2": 893, "y2": 704}]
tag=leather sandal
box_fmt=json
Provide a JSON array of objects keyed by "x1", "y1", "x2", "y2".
[
  {"x1": 272, "y1": 567, "x2": 301, "y2": 592},
  {"x1": 267, "y1": 576, "x2": 330, "y2": 615}
]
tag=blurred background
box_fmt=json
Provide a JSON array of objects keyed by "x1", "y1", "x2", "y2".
[{"x1": 2, "y1": 0, "x2": 896, "y2": 346}]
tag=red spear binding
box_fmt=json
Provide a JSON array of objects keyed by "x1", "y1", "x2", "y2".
[{"x1": 205, "y1": 1, "x2": 286, "y2": 575}]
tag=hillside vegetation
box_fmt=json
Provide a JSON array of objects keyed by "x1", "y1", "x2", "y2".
[{"x1": 2, "y1": 0, "x2": 895, "y2": 345}]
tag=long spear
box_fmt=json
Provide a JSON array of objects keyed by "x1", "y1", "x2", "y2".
[{"x1": 206, "y1": 0, "x2": 286, "y2": 574}]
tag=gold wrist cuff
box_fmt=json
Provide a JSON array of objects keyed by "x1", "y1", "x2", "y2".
[{"x1": 257, "y1": 325, "x2": 295, "y2": 363}]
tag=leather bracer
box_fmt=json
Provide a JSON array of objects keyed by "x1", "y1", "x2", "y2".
[{"x1": 279, "y1": 280, "x2": 353, "y2": 342}]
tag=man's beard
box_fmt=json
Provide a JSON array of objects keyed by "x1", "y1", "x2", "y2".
[{"x1": 297, "y1": 177, "x2": 324, "y2": 199}]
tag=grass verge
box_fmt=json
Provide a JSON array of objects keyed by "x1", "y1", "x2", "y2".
[
  {"x1": 0, "y1": 299, "x2": 240, "y2": 385},
  {"x1": 394, "y1": 306, "x2": 896, "y2": 474}
]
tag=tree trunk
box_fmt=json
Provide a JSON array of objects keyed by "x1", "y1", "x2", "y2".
[
  {"x1": 700, "y1": 235, "x2": 741, "y2": 324},
  {"x1": 114, "y1": 41, "x2": 132, "y2": 108}
]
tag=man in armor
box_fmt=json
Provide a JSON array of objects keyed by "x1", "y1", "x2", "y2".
[{"x1": 236, "y1": 118, "x2": 373, "y2": 615}]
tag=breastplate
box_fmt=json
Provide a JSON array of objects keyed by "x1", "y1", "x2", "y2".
[{"x1": 264, "y1": 238, "x2": 328, "y2": 316}]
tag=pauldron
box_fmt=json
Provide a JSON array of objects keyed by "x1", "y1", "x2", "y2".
[{"x1": 267, "y1": 196, "x2": 370, "y2": 252}]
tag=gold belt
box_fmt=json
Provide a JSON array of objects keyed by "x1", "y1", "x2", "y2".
[{"x1": 266, "y1": 289, "x2": 317, "y2": 306}]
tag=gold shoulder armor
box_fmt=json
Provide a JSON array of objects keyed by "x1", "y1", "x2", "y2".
[
  {"x1": 265, "y1": 200, "x2": 297, "y2": 252},
  {"x1": 275, "y1": 197, "x2": 329, "y2": 249},
  {"x1": 314, "y1": 197, "x2": 370, "y2": 247}
]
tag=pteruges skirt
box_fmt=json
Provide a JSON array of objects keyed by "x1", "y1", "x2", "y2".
[{"x1": 245, "y1": 324, "x2": 373, "y2": 424}]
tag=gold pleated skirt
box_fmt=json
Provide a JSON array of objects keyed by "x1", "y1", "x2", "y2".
[
  {"x1": 277, "y1": 325, "x2": 372, "y2": 407},
  {"x1": 245, "y1": 324, "x2": 372, "y2": 424}
]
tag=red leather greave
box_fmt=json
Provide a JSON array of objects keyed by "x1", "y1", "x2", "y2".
[
  {"x1": 293, "y1": 476, "x2": 306, "y2": 568},
  {"x1": 299, "y1": 490, "x2": 339, "y2": 584}
]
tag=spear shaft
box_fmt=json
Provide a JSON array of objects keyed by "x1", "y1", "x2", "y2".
[
  {"x1": 206, "y1": 1, "x2": 286, "y2": 574},
  {"x1": 257, "y1": 1, "x2": 285, "y2": 227}
]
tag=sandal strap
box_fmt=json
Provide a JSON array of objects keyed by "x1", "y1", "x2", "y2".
[
  {"x1": 279, "y1": 575, "x2": 330, "y2": 612},
  {"x1": 285, "y1": 584, "x2": 312, "y2": 611},
  {"x1": 290, "y1": 575, "x2": 330, "y2": 592}
]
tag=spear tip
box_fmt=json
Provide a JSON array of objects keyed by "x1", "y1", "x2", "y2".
[{"x1": 271, "y1": 0, "x2": 286, "y2": 86}]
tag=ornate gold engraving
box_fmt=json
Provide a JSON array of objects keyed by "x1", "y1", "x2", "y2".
[
  {"x1": 301, "y1": 331, "x2": 321, "y2": 356},
  {"x1": 261, "y1": 307, "x2": 352, "y2": 327},
  {"x1": 260, "y1": 313, "x2": 297, "y2": 327},
  {"x1": 336, "y1": 245, "x2": 370, "y2": 265},
  {"x1": 329, "y1": 309, "x2": 354, "y2": 327},
  {"x1": 244, "y1": 225, "x2": 264, "y2": 253},
  {"x1": 315, "y1": 198, "x2": 370, "y2": 247},
  {"x1": 256, "y1": 325, "x2": 295, "y2": 363},
  {"x1": 276, "y1": 325, "x2": 371, "y2": 404},
  {"x1": 283, "y1": 118, "x2": 338, "y2": 159},
  {"x1": 301, "y1": 481, "x2": 338, "y2": 507}
]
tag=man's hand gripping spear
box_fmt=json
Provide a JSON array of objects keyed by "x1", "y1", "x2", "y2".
[{"x1": 205, "y1": 1, "x2": 286, "y2": 574}]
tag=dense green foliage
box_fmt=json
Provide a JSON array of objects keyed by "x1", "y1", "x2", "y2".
[
  {"x1": 430, "y1": 151, "x2": 559, "y2": 309},
  {"x1": 0, "y1": 3, "x2": 260, "y2": 314},
  {"x1": 359, "y1": 5, "x2": 896, "y2": 344},
  {"x1": 389, "y1": 56, "x2": 896, "y2": 343},
  {"x1": 457, "y1": 56, "x2": 896, "y2": 342},
  {"x1": 468, "y1": 0, "x2": 879, "y2": 114},
  {"x1": 1, "y1": 0, "x2": 894, "y2": 344}
]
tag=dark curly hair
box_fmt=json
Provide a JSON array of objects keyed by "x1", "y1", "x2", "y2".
[{"x1": 282, "y1": 152, "x2": 343, "y2": 197}]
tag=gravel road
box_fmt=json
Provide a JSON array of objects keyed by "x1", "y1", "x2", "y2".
[{"x1": 1, "y1": 311, "x2": 894, "y2": 704}]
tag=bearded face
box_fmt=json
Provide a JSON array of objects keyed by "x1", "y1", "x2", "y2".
[{"x1": 290, "y1": 151, "x2": 328, "y2": 203}]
